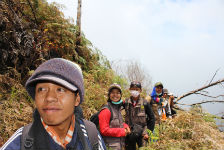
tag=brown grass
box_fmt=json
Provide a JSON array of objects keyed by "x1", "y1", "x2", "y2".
[
  {"x1": 1, "y1": 74, "x2": 224, "y2": 149},
  {"x1": 143, "y1": 110, "x2": 224, "y2": 150}
]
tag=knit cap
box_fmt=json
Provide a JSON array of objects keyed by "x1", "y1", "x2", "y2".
[{"x1": 25, "y1": 58, "x2": 84, "y2": 104}]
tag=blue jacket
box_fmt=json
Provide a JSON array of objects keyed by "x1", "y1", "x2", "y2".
[{"x1": 1, "y1": 119, "x2": 106, "y2": 150}]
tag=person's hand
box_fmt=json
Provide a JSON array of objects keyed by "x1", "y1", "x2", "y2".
[
  {"x1": 169, "y1": 95, "x2": 174, "y2": 100},
  {"x1": 143, "y1": 134, "x2": 149, "y2": 140},
  {"x1": 125, "y1": 127, "x2": 131, "y2": 135}
]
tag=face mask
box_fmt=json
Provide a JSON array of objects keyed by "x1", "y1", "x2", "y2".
[
  {"x1": 111, "y1": 99, "x2": 123, "y2": 105},
  {"x1": 130, "y1": 90, "x2": 140, "y2": 98}
]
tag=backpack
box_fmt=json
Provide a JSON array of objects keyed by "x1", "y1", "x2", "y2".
[
  {"x1": 21, "y1": 119, "x2": 99, "y2": 150},
  {"x1": 90, "y1": 104, "x2": 113, "y2": 128}
]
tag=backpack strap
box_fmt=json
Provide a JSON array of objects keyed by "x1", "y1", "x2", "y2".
[
  {"x1": 76, "y1": 120, "x2": 92, "y2": 150},
  {"x1": 101, "y1": 103, "x2": 113, "y2": 122},
  {"x1": 83, "y1": 119, "x2": 99, "y2": 150},
  {"x1": 124, "y1": 98, "x2": 130, "y2": 110},
  {"x1": 143, "y1": 98, "x2": 149, "y2": 117},
  {"x1": 21, "y1": 123, "x2": 34, "y2": 150}
]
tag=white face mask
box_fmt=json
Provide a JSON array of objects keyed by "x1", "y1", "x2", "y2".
[{"x1": 130, "y1": 90, "x2": 140, "y2": 98}]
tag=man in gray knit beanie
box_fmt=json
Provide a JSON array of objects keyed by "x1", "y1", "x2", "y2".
[
  {"x1": 25, "y1": 58, "x2": 85, "y2": 103},
  {"x1": 1, "y1": 58, "x2": 107, "y2": 150}
]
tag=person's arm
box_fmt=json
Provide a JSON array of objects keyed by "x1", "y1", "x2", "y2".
[
  {"x1": 0, "y1": 127, "x2": 23, "y2": 150},
  {"x1": 145, "y1": 102, "x2": 155, "y2": 131},
  {"x1": 123, "y1": 123, "x2": 129, "y2": 129},
  {"x1": 145, "y1": 96, "x2": 152, "y2": 103},
  {"x1": 98, "y1": 109, "x2": 126, "y2": 137}
]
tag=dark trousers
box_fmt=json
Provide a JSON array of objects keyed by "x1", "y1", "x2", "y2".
[
  {"x1": 125, "y1": 135, "x2": 146, "y2": 150},
  {"x1": 171, "y1": 108, "x2": 176, "y2": 115}
]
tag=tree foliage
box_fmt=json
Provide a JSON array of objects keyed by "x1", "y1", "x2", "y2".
[{"x1": 0, "y1": 0, "x2": 104, "y2": 84}]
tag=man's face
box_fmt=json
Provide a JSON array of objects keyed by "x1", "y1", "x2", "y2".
[
  {"x1": 35, "y1": 82, "x2": 80, "y2": 125},
  {"x1": 163, "y1": 93, "x2": 168, "y2": 98},
  {"x1": 155, "y1": 86, "x2": 163, "y2": 94}
]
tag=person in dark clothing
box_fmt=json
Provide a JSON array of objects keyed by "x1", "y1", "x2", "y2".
[
  {"x1": 124, "y1": 81, "x2": 155, "y2": 150},
  {"x1": 1, "y1": 58, "x2": 106, "y2": 150}
]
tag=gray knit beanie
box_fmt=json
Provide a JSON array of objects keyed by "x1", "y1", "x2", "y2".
[{"x1": 25, "y1": 58, "x2": 84, "y2": 104}]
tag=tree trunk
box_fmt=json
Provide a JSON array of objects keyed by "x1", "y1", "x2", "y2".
[{"x1": 76, "y1": 0, "x2": 82, "y2": 46}]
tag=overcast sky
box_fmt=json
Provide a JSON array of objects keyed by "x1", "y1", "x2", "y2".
[{"x1": 47, "y1": 0, "x2": 224, "y2": 115}]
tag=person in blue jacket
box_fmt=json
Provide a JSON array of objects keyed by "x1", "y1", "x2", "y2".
[{"x1": 1, "y1": 58, "x2": 106, "y2": 150}]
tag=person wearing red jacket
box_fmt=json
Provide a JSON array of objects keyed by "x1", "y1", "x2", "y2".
[{"x1": 98, "y1": 83, "x2": 131, "y2": 150}]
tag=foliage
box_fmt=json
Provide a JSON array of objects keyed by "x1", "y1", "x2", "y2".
[
  {"x1": 141, "y1": 110, "x2": 224, "y2": 150},
  {"x1": 0, "y1": 0, "x2": 103, "y2": 84},
  {"x1": 0, "y1": 75, "x2": 34, "y2": 145}
]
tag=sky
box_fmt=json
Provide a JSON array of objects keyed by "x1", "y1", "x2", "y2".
[{"x1": 47, "y1": 0, "x2": 224, "y2": 115}]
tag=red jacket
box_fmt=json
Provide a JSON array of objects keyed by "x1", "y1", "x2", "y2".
[{"x1": 98, "y1": 108, "x2": 129, "y2": 137}]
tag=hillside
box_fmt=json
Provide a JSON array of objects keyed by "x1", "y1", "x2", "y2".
[
  {"x1": 144, "y1": 108, "x2": 224, "y2": 150},
  {"x1": 0, "y1": 0, "x2": 224, "y2": 149}
]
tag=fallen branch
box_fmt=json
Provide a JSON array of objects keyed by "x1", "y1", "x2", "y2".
[
  {"x1": 176, "y1": 78, "x2": 224, "y2": 102},
  {"x1": 209, "y1": 68, "x2": 220, "y2": 85},
  {"x1": 195, "y1": 93, "x2": 224, "y2": 99},
  {"x1": 173, "y1": 105, "x2": 185, "y2": 111},
  {"x1": 176, "y1": 100, "x2": 224, "y2": 106}
]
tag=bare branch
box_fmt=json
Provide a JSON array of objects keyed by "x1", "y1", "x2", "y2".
[
  {"x1": 173, "y1": 105, "x2": 185, "y2": 111},
  {"x1": 195, "y1": 92, "x2": 224, "y2": 99},
  {"x1": 26, "y1": 0, "x2": 38, "y2": 25},
  {"x1": 209, "y1": 68, "x2": 220, "y2": 85},
  {"x1": 111, "y1": 59, "x2": 152, "y2": 91},
  {"x1": 200, "y1": 90, "x2": 209, "y2": 94},
  {"x1": 176, "y1": 100, "x2": 224, "y2": 106},
  {"x1": 219, "y1": 82, "x2": 224, "y2": 89},
  {"x1": 176, "y1": 78, "x2": 224, "y2": 102}
]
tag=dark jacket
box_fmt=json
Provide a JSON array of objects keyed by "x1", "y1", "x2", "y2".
[
  {"x1": 124, "y1": 97, "x2": 155, "y2": 133},
  {"x1": 1, "y1": 110, "x2": 106, "y2": 150}
]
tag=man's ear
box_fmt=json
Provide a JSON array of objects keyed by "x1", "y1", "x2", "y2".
[{"x1": 74, "y1": 92, "x2": 80, "y2": 106}]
